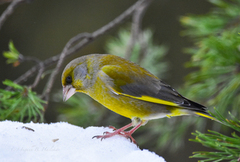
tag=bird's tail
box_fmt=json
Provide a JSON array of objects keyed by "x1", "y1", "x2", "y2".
[{"x1": 181, "y1": 97, "x2": 222, "y2": 124}]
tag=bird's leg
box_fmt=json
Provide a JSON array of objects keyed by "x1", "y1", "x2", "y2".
[
  {"x1": 93, "y1": 121, "x2": 143, "y2": 144},
  {"x1": 120, "y1": 122, "x2": 142, "y2": 144}
]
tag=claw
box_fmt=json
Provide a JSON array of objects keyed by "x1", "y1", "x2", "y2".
[
  {"x1": 92, "y1": 135, "x2": 107, "y2": 141},
  {"x1": 126, "y1": 135, "x2": 132, "y2": 142},
  {"x1": 103, "y1": 131, "x2": 110, "y2": 135},
  {"x1": 92, "y1": 135, "x2": 98, "y2": 139},
  {"x1": 108, "y1": 125, "x2": 117, "y2": 130},
  {"x1": 92, "y1": 135, "x2": 102, "y2": 139}
]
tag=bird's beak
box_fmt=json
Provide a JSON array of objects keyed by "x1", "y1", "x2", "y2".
[{"x1": 63, "y1": 85, "x2": 76, "y2": 102}]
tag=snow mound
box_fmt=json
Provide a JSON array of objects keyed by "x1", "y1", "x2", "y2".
[{"x1": 0, "y1": 121, "x2": 165, "y2": 162}]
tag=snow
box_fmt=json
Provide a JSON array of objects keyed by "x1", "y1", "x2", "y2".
[{"x1": 0, "y1": 121, "x2": 165, "y2": 162}]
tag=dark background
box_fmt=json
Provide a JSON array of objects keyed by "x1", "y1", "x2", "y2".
[{"x1": 0, "y1": 0, "x2": 214, "y2": 161}]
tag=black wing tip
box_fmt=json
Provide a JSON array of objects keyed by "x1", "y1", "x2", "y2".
[
  {"x1": 181, "y1": 98, "x2": 220, "y2": 121},
  {"x1": 181, "y1": 97, "x2": 208, "y2": 112}
]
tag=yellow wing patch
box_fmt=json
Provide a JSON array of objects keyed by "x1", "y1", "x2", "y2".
[
  {"x1": 109, "y1": 86, "x2": 178, "y2": 107},
  {"x1": 127, "y1": 95, "x2": 178, "y2": 107}
]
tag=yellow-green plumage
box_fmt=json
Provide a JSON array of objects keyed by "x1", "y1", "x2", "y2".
[{"x1": 62, "y1": 54, "x2": 215, "y2": 142}]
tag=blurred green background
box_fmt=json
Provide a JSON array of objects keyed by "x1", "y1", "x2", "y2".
[{"x1": 0, "y1": 0, "x2": 216, "y2": 161}]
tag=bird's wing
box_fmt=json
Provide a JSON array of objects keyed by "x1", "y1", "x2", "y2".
[{"x1": 99, "y1": 65, "x2": 198, "y2": 108}]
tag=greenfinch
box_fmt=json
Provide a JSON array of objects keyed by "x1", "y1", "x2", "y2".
[{"x1": 62, "y1": 54, "x2": 214, "y2": 143}]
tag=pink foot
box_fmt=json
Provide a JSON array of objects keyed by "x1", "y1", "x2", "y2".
[
  {"x1": 93, "y1": 130, "x2": 137, "y2": 144},
  {"x1": 92, "y1": 122, "x2": 142, "y2": 144}
]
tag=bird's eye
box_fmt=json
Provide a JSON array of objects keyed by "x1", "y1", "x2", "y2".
[{"x1": 66, "y1": 76, "x2": 72, "y2": 84}]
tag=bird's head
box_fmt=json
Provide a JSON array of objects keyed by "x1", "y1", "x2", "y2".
[{"x1": 61, "y1": 56, "x2": 89, "y2": 101}]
